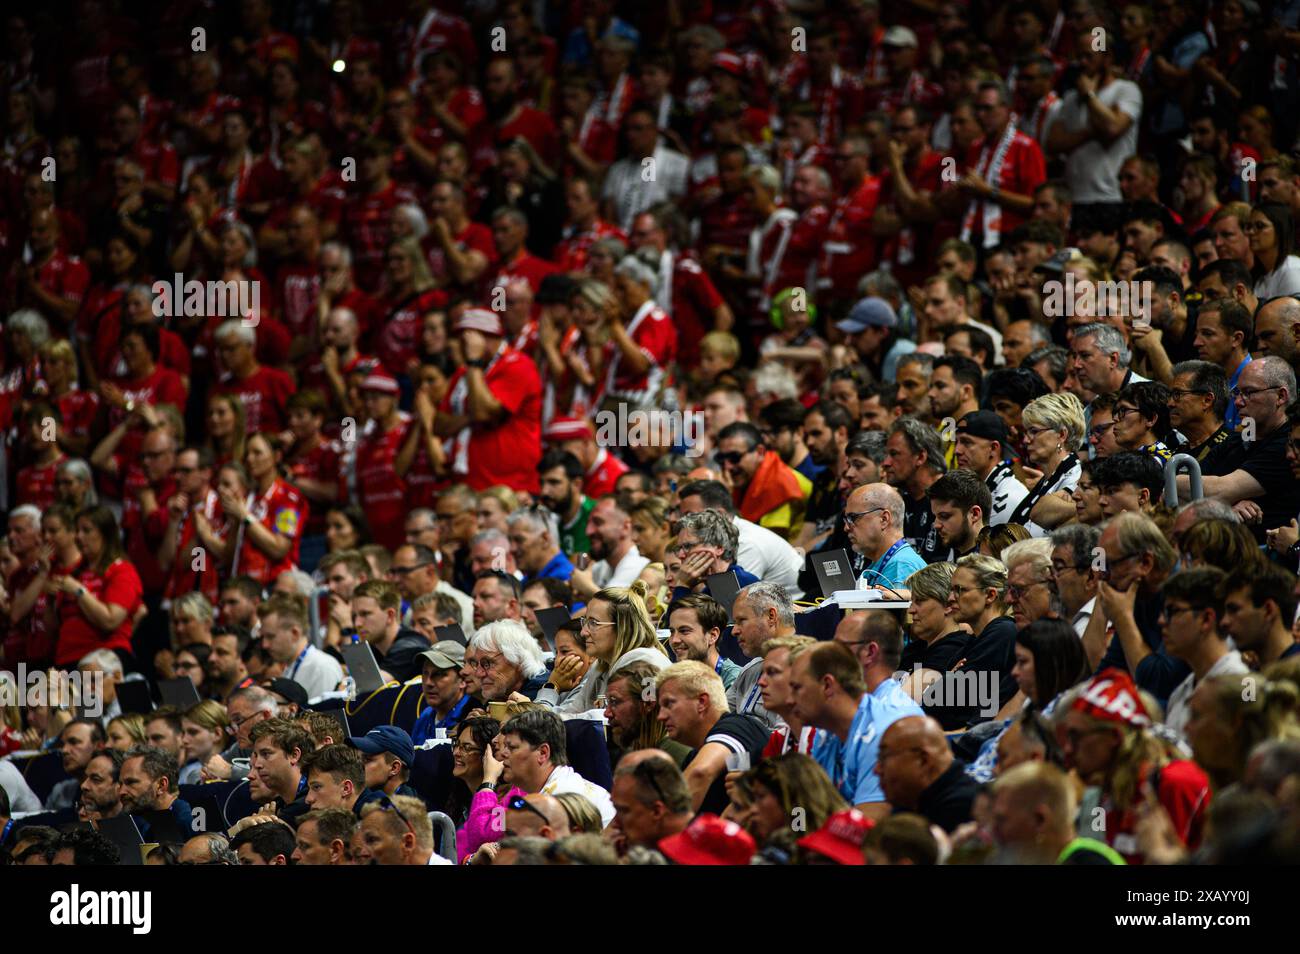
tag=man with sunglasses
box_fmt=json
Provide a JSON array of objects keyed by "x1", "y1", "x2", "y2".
[
  {"x1": 356, "y1": 792, "x2": 452, "y2": 864},
  {"x1": 503, "y1": 792, "x2": 570, "y2": 840}
]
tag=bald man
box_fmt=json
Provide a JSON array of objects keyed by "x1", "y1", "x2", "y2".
[
  {"x1": 875, "y1": 715, "x2": 979, "y2": 831},
  {"x1": 844, "y1": 483, "x2": 926, "y2": 590},
  {"x1": 503, "y1": 793, "x2": 571, "y2": 840},
  {"x1": 1256, "y1": 296, "x2": 1300, "y2": 366}
]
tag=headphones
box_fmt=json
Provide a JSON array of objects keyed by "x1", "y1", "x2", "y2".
[{"x1": 769, "y1": 288, "x2": 818, "y2": 331}]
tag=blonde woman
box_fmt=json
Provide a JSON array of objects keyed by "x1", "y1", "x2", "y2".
[
  {"x1": 476, "y1": 486, "x2": 521, "y2": 534},
  {"x1": 106, "y1": 713, "x2": 146, "y2": 751},
  {"x1": 180, "y1": 700, "x2": 231, "y2": 785},
  {"x1": 537, "y1": 581, "x2": 670, "y2": 713},
  {"x1": 1008, "y1": 392, "x2": 1085, "y2": 536}
]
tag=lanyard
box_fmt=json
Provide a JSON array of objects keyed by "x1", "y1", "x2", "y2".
[
  {"x1": 1, "y1": 818, "x2": 12, "y2": 845},
  {"x1": 714, "y1": 656, "x2": 725, "y2": 675},
  {"x1": 870, "y1": 539, "x2": 908, "y2": 577},
  {"x1": 289, "y1": 644, "x2": 310, "y2": 679}
]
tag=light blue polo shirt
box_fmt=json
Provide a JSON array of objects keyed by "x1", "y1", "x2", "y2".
[{"x1": 812, "y1": 678, "x2": 925, "y2": 804}]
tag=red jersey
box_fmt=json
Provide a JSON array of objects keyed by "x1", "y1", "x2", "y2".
[
  {"x1": 121, "y1": 469, "x2": 177, "y2": 595},
  {"x1": 696, "y1": 190, "x2": 759, "y2": 256},
  {"x1": 554, "y1": 219, "x2": 626, "y2": 273},
  {"x1": 163, "y1": 487, "x2": 224, "y2": 605},
  {"x1": 354, "y1": 413, "x2": 414, "y2": 551},
  {"x1": 469, "y1": 108, "x2": 560, "y2": 173},
  {"x1": 212, "y1": 365, "x2": 295, "y2": 434},
  {"x1": 55, "y1": 388, "x2": 100, "y2": 450},
  {"x1": 286, "y1": 437, "x2": 342, "y2": 536},
  {"x1": 372, "y1": 287, "x2": 448, "y2": 377},
  {"x1": 602, "y1": 300, "x2": 677, "y2": 408},
  {"x1": 343, "y1": 180, "x2": 420, "y2": 292},
  {"x1": 424, "y1": 220, "x2": 498, "y2": 294},
  {"x1": 234, "y1": 478, "x2": 309, "y2": 584},
  {"x1": 1102, "y1": 760, "x2": 1210, "y2": 864},
  {"x1": 960, "y1": 127, "x2": 1047, "y2": 246},
  {"x1": 440, "y1": 346, "x2": 543, "y2": 493},
  {"x1": 54, "y1": 558, "x2": 143, "y2": 666},
  {"x1": 819, "y1": 175, "x2": 883, "y2": 302},
  {"x1": 670, "y1": 254, "x2": 727, "y2": 369},
  {"x1": 94, "y1": 319, "x2": 190, "y2": 384},
  {"x1": 5, "y1": 249, "x2": 91, "y2": 325},
  {"x1": 584, "y1": 449, "x2": 629, "y2": 499},
  {"x1": 405, "y1": 8, "x2": 477, "y2": 77},
  {"x1": 274, "y1": 261, "x2": 321, "y2": 339},
  {"x1": 489, "y1": 250, "x2": 560, "y2": 297},
  {"x1": 106, "y1": 365, "x2": 188, "y2": 468},
  {"x1": 3, "y1": 557, "x2": 70, "y2": 666},
  {"x1": 263, "y1": 171, "x2": 346, "y2": 235},
  {"x1": 797, "y1": 66, "x2": 866, "y2": 144},
  {"x1": 16, "y1": 454, "x2": 65, "y2": 509}
]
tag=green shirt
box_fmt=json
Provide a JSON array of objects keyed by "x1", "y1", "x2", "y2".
[
  {"x1": 717, "y1": 658, "x2": 742, "y2": 692},
  {"x1": 561, "y1": 496, "x2": 597, "y2": 555}
]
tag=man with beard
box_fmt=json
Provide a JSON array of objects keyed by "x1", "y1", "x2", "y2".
[
  {"x1": 543, "y1": 417, "x2": 629, "y2": 501},
  {"x1": 884, "y1": 418, "x2": 946, "y2": 562},
  {"x1": 926, "y1": 470, "x2": 989, "y2": 563},
  {"x1": 79, "y1": 749, "x2": 125, "y2": 821},
  {"x1": 536, "y1": 449, "x2": 595, "y2": 556},
  {"x1": 45, "y1": 719, "x2": 105, "y2": 811},
  {"x1": 927, "y1": 356, "x2": 982, "y2": 468},
  {"x1": 893, "y1": 353, "x2": 934, "y2": 421},
  {"x1": 470, "y1": 58, "x2": 559, "y2": 173},
  {"x1": 799, "y1": 400, "x2": 853, "y2": 549},
  {"x1": 570, "y1": 497, "x2": 648, "y2": 600},
  {"x1": 119, "y1": 745, "x2": 192, "y2": 836},
  {"x1": 953, "y1": 411, "x2": 1028, "y2": 525},
  {"x1": 666, "y1": 594, "x2": 741, "y2": 690},
  {"x1": 759, "y1": 399, "x2": 818, "y2": 482}
]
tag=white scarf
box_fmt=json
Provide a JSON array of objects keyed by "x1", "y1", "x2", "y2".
[{"x1": 960, "y1": 119, "x2": 1019, "y2": 249}]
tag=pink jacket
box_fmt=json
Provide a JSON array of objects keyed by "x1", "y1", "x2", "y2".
[{"x1": 457, "y1": 785, "x2": 525, "y2": 863}]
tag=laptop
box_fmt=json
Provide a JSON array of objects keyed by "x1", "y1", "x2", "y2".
[
  {"x1": 706, "y1": 571, "x2": 742, "y2": 622},
  {"x1": 185, "y1": 792, "x2": 229, "y2": 834},
  {"x1": 809, "y1": 549, "x2": 858, "y2": 599},
  {"x1": 341, "y1": 641, "x2": 385, "y2": 697},
  {"x1": 157, "y1": 677, "x2": 201, "y2": 709},
  {"x1": 116, "y1": 679, "x2": 154, "y2": 715},
  {"x1": 433, "y1": 623, "x2": 468, "y2": 647},
  {"x1": 533, "y1": 608, "x2": 572, "y2": 654},
  {"x1": 96, "y1": 814, "x2": 145, "y2": 866}
]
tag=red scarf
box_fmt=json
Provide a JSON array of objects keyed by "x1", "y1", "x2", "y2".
[{"x1": 737, "y1": 451, "x2": 804, "y2": 524}]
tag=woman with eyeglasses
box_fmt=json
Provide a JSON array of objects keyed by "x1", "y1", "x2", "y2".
[
  {"x1": 936, "y1": 554, "x2": 1018, "y2": 730},
  {"x1": 1008, "y1": 392, "x2": 1085, "y2": 536},
  {"x1": 1111, "y1": 381, "x2": 1176, "y2": 461},
  {"x1": 1056, "y1": 668, "x2": 1209, "y2": 864},
  {"x1": 537, "y1": 581, "x2": 670, "y2": 713},
  {"x1": 448, "y1": 716, "x2": 520, "y2": 863},
  {"x1": 174, "y1": 644, "x2": 211, "y2": 696},
  {"x1": 1249, "y1": 202, "x2": 1300, "y2": 298}
]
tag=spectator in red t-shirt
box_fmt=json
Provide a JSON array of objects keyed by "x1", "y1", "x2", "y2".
[
  {"x1": 354, "y1": 371, "x2": 415, "y2": 551},
  {"x1": 488, "y1": 206, "x2": 560, "y2": 295},
  {"x1": 282, "y1": 389, "x2": 342, "y2": 571},
  {"x1": 257, "y1": 136, "x2": 344, "y2": 257},
  {"x1": 435, "y1": 308, "x2": 543, "y2": 494},
  {"x1": 39, "y1": 338, "x2": 99, "y2": 458},
  {"x1": 542, "y1": 416, "x2": 629, "y2": 500},
  {"x1": 47, "y1": 505, "x2": 143, "y2": 668},
  {"x1": 554, "y1": 176, "x2": 626, "y2": 273},
  {"x1": 3, "y1": 208, "x2": 90, "y2": 332},
  {"x1": 14, "y1": 401, "x2": 67, "y2": 509},
  {"x1": 427, "y1": 180, "x2": 496, "y2": 294},
  {"x1": 371, "y1": 237, "x2": 448, "y2": 379},
  {"x1": 343, "y1": 137, "x2": 420, "y2": 292},
  {"x1": 472, "y1": 58, "x2": 560, "y2": 174},
  {"x1": 211, "y1": 320, "x2": 296, "y2": 434},
  {"x1": 272, "y1": 204, "x2": 325, "y2": 354},
  {"x1": 218, "y1": 432, "x2": 309, "y2": 585}
]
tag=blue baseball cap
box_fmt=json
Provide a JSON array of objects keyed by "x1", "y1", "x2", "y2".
[
  {"x1": 836, "y1": 296, "x2": 898, "y2": 333},
  {"x1": 349, "y1": 725, "x2": 415, "y2": 766}
]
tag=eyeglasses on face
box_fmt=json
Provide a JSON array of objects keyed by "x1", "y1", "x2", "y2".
[
  {"x1": 1088, "y1": 422, "x2": 1116, "y2": 441},
  {"x1": 1159, "y1": 603, "x2": 1199, "y2": 622},
  {"x1": 1007, "y1": 579, "x2": 1050, "y2": 600},
  {"x1": 1167, "y1": 388, "x2": 1209, "y2": 401},
  {"x1": 714, "y1": 451, "x2": 747, "y2": 466},
  {"x1": 1095, "y1": 551, "x2": 1140, "y2": 580},
  {"x1": 843, "y1": 507, "x2": 884, "y2": 526},
  {"x1": 578, "y1": 616, "x2": 616, "y2": 631},
  {"x1": 1231, "y1": 385, "x2": 1281, "y2": 401}
]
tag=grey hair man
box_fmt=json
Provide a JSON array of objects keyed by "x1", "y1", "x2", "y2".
[
  {"x1": 726, "y1": 581, "x2": 796, "y2": 730},
  {"x1": 179, "y1": 832, "x2": 239, "y2": 866},
  {"x1": 506, "y1": 507, "x2": 566, "y2": 584},
  {"x1": 1047, "y1": 523, "x2": 1101, "y2": 634},
  {"x1": 1070, "y1": 322, "x2": 1145, "y2": 402},
  {"x1": 467, "y1": 619, "x2": 549, "y2": 701}
]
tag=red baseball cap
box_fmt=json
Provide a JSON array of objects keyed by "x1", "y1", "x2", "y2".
[
  {"x1": 1072, "y1": 668, "x2": 1151, "y2": 729},
  {"x1": 359, "y1": 371, "x2": 400, "y2": 394},
  {"x1": 711, "y1": 51, "x2": 745, "y2": 77},
  {"x1": 454, "y1": 307, "x2": 505, "y2": 337},
  {"x1": 658, "y1": 813, "x2": 755, "y2": 865},
  {"x1": 542, "y1": 416, "x2": 595, "y2": 442},
  {"x1": 797, "y1": 809, "x2": 875, "y2": 865}
]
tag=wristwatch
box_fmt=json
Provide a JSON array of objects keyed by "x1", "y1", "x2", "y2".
[
  {"x1": 1288, "y1": 541, "x2": 1300, "y2": 561},
  {"x1": 466, "y1": 358, "x2": 487, "y2": 369}
]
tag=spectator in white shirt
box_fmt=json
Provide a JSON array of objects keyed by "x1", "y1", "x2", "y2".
[
  {"x1": 602, "y1": 103, "x2": 689, "y2": 231},
  {"x1": 1161, "y1": 567, "x2": 1248, "y2": 736},
  {"x1": 258, "y1": 595, "x2": 343, "y2": 701}
]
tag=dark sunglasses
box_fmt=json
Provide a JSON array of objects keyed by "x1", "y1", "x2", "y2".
[{"x1": 508, "y1": 795, "x2": 552, "y2": 826}]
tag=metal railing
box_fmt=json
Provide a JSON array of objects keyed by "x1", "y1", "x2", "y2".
[
  {"x1": 428, "y1": 811, "x2": 457, "y2": 862},
  {"x1": 1164, "y1": 453, "x2": 1203, "y2": 508}
]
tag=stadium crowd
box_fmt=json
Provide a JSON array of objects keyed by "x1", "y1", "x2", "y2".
[{"x1": 3, "y1": 0, "x2": 1300, "y2": 867}]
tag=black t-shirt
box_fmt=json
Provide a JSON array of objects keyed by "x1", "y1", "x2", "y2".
[
  {"x1": 1203, "y1": 425, "x2": 1300, "y2": 538},
  {"x1": 903, "y1": 490, "x2": 944, "y2": 563},
  {"x1": 913, "y1": 759, "x2": 979, "y2": 832},
  {"x1": 930, "y1": 616, "x2": 1018, "y2": 730},
  {"x1": 683, "y1": 713, "x2": 771, "y2": 816},
  {"x1": 899, "y1": 629, "x2": 975, "y2": 677},
  {"x1": 377, "y1": 628, "x2": 434, "y2": 683},
  {"x1": 1188, "y1": 424, "x2": 1233, "y2": 468}
]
